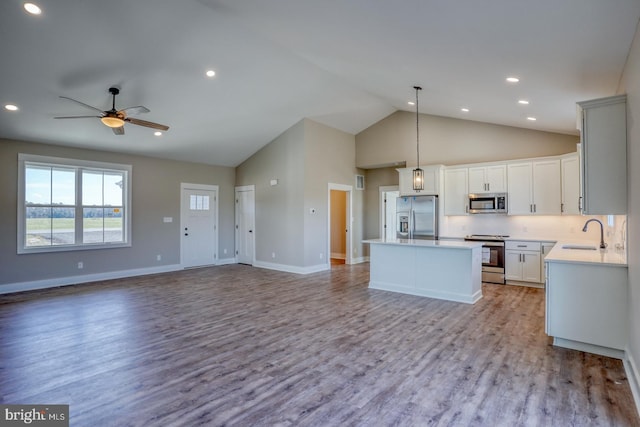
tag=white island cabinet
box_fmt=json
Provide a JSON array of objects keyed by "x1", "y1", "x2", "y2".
[
  {"x1": 364, "y1": 239, "x2": 483, "y2": 304},
  {"x1": 545, "y1": 244, "x2": 628, "y2": 359}
]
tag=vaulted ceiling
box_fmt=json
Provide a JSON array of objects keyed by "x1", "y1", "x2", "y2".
[{"x1": 1, "y1": 0, "x2": 639, "y2": 166}]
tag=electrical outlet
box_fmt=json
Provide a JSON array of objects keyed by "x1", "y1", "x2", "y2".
[
  {"x1": 77, "y1": 262, "x2": 83, "y2": 269},
  {"x1": 271, "y1": 252, "x2": 276, "y2": 259},
  {"x1": 319, "y1": 253, "x2": 323, "y2": 259},
  {"x1": 223, "y1": 249, "x2": 227, "y2": 254},
  {"x1": 156, "y1": 254, "x2": 162, "y2": 261}
]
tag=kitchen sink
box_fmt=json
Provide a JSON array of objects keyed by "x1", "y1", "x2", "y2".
[{"x1": 561, "y1": 244, "x2": 597, "y2": 250}]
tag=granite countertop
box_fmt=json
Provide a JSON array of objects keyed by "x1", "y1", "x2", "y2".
[
  {"x1": 545, "y1": 241, "x2": 627, "y2": 267},
  {"x1": 363, "y1": 238, "x2": 482, "y2": 249}
]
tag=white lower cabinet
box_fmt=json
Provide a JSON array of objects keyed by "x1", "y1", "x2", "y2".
[
  {"x1": 505, "y1": 241, "x2": 542, "y2": 284},
  {"x1": 546, "y1": 260, "x2": 627, "y2": 356}
]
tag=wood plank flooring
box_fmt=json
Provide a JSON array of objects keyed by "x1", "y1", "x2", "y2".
[{"x1": 1, "y1": 263, "x2": 638, "y2": 426}]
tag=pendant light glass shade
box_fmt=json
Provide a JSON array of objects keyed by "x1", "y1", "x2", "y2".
[
  {"x1": 413, "y1": 167, "x2": 424, "y2": 191},
  {"x1": 412, "y1": 86, "x2": 423, "y2": 191}
]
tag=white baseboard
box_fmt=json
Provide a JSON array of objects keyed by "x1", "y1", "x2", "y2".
[
  {"x1": 217, "y1": 257, "x2": 237, "y2": 265},
  {"x1": 0, "y1": 264, "x2": 183, "y2": 295},
  {"x1": 351, "y1": 256, "x2": 369, "y2": 264},
  {"x1": 624, "y1": 347, "x2": 640, "y2": 418},
  {"x1": 368, "y1": 280, "x2": 481, "y2": 304},
  {"x1": 253, "y1": 260, "x2": 329, "y2": 275},
  {"x1": 331, "y1": 252, "x2": 346, "y2": 260},
  {"x1": 552, "y1": 337, "x2": 625, "y2": 360}
]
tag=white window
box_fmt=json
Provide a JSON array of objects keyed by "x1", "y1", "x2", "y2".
[{"x1": 18, "y1": 154, "x2": 132, "y2": 253}]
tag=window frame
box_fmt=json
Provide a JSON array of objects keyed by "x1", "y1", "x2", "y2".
[{"x1": 17, "y1": 153, "x2": 132, "y2": 254}]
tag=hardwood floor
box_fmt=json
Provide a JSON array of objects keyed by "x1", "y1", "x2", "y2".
[{"x1": 1, "y1": 263, "x2": 638, "y2": 426}]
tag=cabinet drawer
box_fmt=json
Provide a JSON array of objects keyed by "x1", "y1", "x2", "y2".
[{"x1": 506, "y1": 241, "x2": 541, "y2": 251}]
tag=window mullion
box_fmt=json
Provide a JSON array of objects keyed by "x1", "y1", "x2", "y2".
[{"x1": 76, "y1": 167, "x2": 82, "y2": 245}]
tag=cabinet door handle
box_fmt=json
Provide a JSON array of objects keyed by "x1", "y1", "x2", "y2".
[
  {"x1": 487, "y1": 183, "x2": 490, "y2": 191},
  {"x1": 561, "y1": 203, "x2": 564, "y2": 213},
  {"x1": 522, "y1": 254, "x2": 525, "y2": 262},
  {"x1": 517, "y1": 245, "x2": 527, "y2": 248},
  {"x1": 534, "y1": 204, "x2": 537, "y2": 213},
  {"x1": 578, "y1": 196, "x2": 583, "y2": 211}
]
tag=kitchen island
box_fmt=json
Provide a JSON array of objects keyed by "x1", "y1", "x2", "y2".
[{"x1": 363, "y1": 238, "x2": 483, "y2": 304}]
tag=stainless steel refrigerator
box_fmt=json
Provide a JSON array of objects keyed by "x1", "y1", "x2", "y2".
[{"x1": 396, "y1": 195, "x2": 439, "y2": 240}]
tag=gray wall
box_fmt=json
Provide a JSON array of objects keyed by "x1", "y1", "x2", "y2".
[
  {"x1": 236, "y1": 119, "x2": 364, "y2": 269},
  {"x1": 356, "y1": 111, "x2": 580, "y2": 169},
  {"x1": 0, "y1": 139, "x2": 236, "y2": 287},
  {"x1": 363, "y1": 167, "x2": 399, "y2": 242},
  {"x1": 235, "y1": 120, "x2": 306, "y2": 266},
  {"x1": 304, "y1": 119, "x2": 364, "y2": 265},
  {"x1": 620, "y1": 22, "x2": 640, "y2": 393}
]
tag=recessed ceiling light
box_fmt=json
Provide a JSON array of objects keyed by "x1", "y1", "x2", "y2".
[
  {"x1": 461, "y1": 108, "x2": 470, "y2": 112},
  {"x1": 205, "y1": 70, "x2": 216, "y2": 78},
  {"x1": 527, "y1": 116, "x2": 537, "y2": 121},
  {"x1": 4, "y1": 104, "x2": 18, "y2": 111},
  {"x1": 506, "y1": 77, "x2": 520, "y2": 83},
  {"x1": 518, "y1": 100, "x2": 530, "y2": 105},
  {"x1": 407, "y1": 101, "x2": 415, "y2": 106},
  {"x1": 24, "y1": 3, "x2": 41, "y2": 15},
  {"x1": 154, "y1": 131, "x2": 162, "y2": 136}
]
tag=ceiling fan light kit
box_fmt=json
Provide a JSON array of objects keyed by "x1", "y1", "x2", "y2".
[
  {"x1": 54, "y1": 87, "x2": 169, "y2": 135},
  {"x1": 101, "y1": 116, "x2": 125, "y2": 128}
]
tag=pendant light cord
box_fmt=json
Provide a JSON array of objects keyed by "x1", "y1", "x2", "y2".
[{"x1": 414, "y1": 86, "x2": 422, "y2": 168}]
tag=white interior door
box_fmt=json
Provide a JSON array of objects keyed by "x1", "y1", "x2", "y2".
[
  {"x1": 379, "y1": 186, "x2": 399, "y2": 240},
  {"x1": 235, "y1": 186, "x2": 255, "y2": 265},
  {"x1": 181, "y1": 184, "x2": 218, "y2": 268}
]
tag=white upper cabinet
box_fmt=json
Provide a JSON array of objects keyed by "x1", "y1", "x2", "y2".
[
  {"x1": 397, "y1": 166, "x2": 442, "y2": 196},
  {"x1": 507, "y1": 162, "x2": 533, "y2": 215},
  {"x1": 507, "y1": 160, "x2": 561, "y2": 215},
  {"x1": 577, "y1": 95, "x2": 627, "y2": 214},
  {"x1": 444, "y1": 167, "x2": 468, "y2": 215},
  {"x1": 532, "y1": 159, "x2": 561, "y2": 215},
  {"x1": 561, "y1": 153, "x2": 580, "y2": 215},
  {"x1": 468, "y1": 165, "x2": 507, "y2": 194}
]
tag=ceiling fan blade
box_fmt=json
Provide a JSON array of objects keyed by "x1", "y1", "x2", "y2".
[
  {"x1": 112, "y1": 126, "x2": 125, "y2": 135},
  {"x1": 120, "y1": 106, "x2": 150, "y2": 116},
  {"x1": 59, "y1": 96, "x2": 105, "y2": 114},
  {"x1": 54, "y1": 115, "x2": 101, "y2": 119},
  {"x1": 126, "y1": 117, "x2": 169, "y2": 131}
]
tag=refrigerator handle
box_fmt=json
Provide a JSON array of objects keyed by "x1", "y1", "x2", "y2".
[{"x1": 410, "y1": 210, "x2": 415, "y2": 239}]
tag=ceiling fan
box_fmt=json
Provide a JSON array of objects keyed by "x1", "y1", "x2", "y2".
[{"x1": 54, "y1": 87, "x2": 169, "y2": 135}]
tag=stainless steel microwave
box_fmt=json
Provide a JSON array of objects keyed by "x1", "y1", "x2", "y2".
[{"x1": 468, "y1": 193, "x2": 507, "y2": 214}]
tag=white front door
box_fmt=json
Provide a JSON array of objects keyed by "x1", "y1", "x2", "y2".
[
  {"x1": 181, "y1": 184, "x2": 218, "y2": 268},
  {"x1": 235, "y1": 186, "x2": 255, "y2": 265}
]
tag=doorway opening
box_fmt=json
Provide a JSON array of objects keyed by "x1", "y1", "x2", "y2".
[{"x1": 328, "y1": 183, "x2": 352, "y2": 267}]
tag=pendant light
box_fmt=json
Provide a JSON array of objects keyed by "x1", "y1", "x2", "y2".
[{"x1": 412, "y1": 86, "x2": 424, "y2": 191}]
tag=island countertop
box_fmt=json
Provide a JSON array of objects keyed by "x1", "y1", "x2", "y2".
[{"x1": 363, "y1": 238, "x2": 482, "y2": 249}]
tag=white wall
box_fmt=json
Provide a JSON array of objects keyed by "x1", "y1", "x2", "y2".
[
  {"x1": 619, "y1": 16, "x2": 640, "y2": 405},
  {"x1": 441, "y1": 214, "x2": 625, "y2": 246}
]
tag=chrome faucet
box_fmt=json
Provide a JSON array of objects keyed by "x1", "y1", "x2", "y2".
[{"x1": 582, "y1": 219, "x2": 607, "y2": 249}]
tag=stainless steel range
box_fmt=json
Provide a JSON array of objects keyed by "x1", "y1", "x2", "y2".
[{"x1": 464, "y1": 234, "x2": 508, "y2": 284}]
